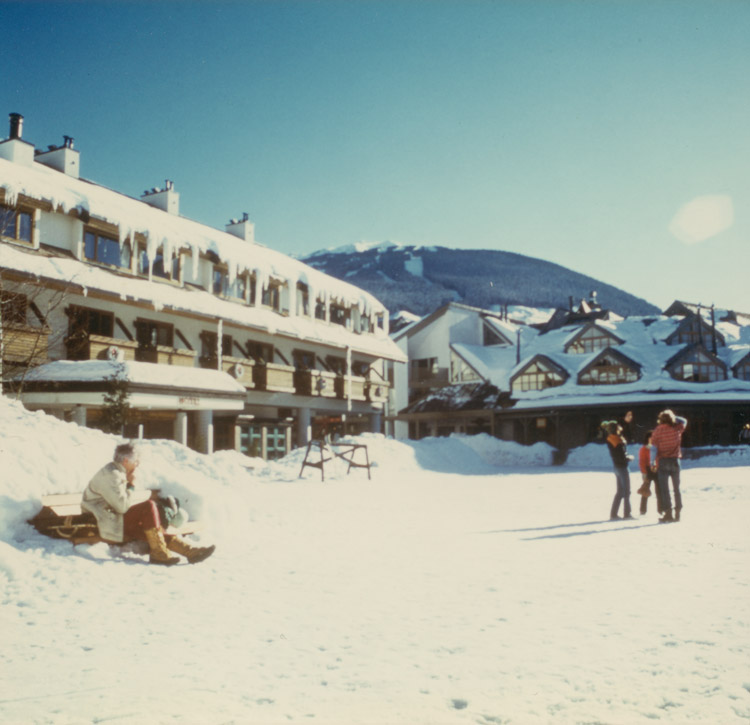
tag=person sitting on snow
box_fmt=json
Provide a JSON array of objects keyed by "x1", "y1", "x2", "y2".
[{"x1": 81, "y1": 442, "x2": 214, "y2": 566}]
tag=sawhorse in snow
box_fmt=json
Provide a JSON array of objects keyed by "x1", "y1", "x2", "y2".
[{"x1": 298, "y1": 438, "x2": 371, "y2": 481}]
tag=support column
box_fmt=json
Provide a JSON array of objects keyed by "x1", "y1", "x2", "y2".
[
  {"x1": 261, "y1": 426, "x2": 268, "y2": 460},
  {"x1": 297, "y1": 407, "x2": 311, "y2": 447},
  {"x1": 196, "y1": 410, "x2": 214, "y2": 454},
  {"x1": 174, "y1": 412, "x2": 188, "y2": 447},
  {"x1": 370, "y1": 412, "x2": 382, "y2": 435},
  {"x1": 72, "y1": 405, "x2": 87, "y2": 427}
]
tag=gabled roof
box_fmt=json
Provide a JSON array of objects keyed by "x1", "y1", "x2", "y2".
[
  {"x1": 665, "y1": 313, "x2": 726, "y2": 346},
  {"x1": 481, "y1": 315, "x2": 515, "y2": 345},
  {"x1": 665, "y1": 344, "x2": 728, "y2": 373},
  {"x1": 563, "y1": 321, "x2": 625, "y2": 352},
  {"x1": 576, "y1": 347, "x2": 642, "y2": 382},
  {"x1": 510, "y1": 353, "x2": 570, "y2": 385}
]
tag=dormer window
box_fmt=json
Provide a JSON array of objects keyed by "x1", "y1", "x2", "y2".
[
  {"x1": 214, "y1": 268, "x2": 247, "y2": 300},
  {"x1": 315, "y1": 297, "x2": 326, "y2": 321},
  {"x1": 262, "y1": 280, "x2": 281, "y2": 311},
  {"x1": 667, "y1": 315, "x2": 724, "y2": 348},
  {"x1": 482, "y1": 320, "x2": 512, "y2": 347},
  {"x1": 330, "y1": 302, "x2": 349, "y2": 328},
  {"x1": 734, "y1": 355, "x2": 750, "y2": 381},
  {"x1": 565, "y1": 324, "x2": 622, "y2": 354},
  {"x1": 511, "y1": 356, "x2": 567, "y2": 393},
  {"x1": 578, "y1": 350, "x2": 640, "y2": 385},
  {"x1": 297, "y1": 283, "x2": 310, "y2": 316},
  {"x1": 668, "y1": 346, "x2": 727, "y2": 382},
  {"x1": 1, "y1": 203, "x2": 32, "y2": 244},
  {"x1": 138, "y1": 243, "x2": 178, "y2": 280},
  {"x1": 84, "y1": 230, "x2": 131, "y2": 269}
]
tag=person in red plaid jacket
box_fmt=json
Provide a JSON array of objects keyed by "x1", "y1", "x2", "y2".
[{"x1": 651, "y1": 410, "x2": 688, "y2": 523}]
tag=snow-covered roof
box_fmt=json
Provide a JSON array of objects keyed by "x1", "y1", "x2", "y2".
[
  {"x1": 19, "y1": 359, "x2": 247, "y2": 394},
  {"x1": 0, "y1": 157, "x2": 406, "y2": 362},
  {"x1": 0, "y1": 231, "x2": 406, "y2": 363},
  {"x1": 452, "y1": 314, "x2": 750, "y2": 405}
]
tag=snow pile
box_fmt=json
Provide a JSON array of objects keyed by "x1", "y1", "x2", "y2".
[{"x1": 1, "y1": 397, "x2": 749, "y2": 724}]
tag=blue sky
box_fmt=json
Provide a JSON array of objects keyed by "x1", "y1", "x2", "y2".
[{"x1": 2, "y1": 1, "x2": 748, "y2": 312}]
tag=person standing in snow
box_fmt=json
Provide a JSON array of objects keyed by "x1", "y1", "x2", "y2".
[
  {"x1": 604, "y1": 421, "x2": 634, "y2": 520},
  {"x1": 81, "y1": 442, "x2": 215, "y2": 565},
  {"x1": 651, "y1": 410, "x2": 688, "y2": 523},
  {"x1": 636, "y1": 431, "x2": 662, "y2": 516}
]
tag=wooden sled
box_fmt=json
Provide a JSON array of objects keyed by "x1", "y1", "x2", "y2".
[{"x1": 28, "y1": 492, "x2": 200, "y2": 546}]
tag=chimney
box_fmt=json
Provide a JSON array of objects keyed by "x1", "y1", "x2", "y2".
[
  {"x1": 0, "y1": 112, "x2": 35, "y2": 166},
  {"x1": 9, "y1": 113, "x2": 23, "y2": 139},
  {"x1": 141, "y1": 180, "x2": 180, "y2": 215},
  {"x1": 225, "y1": 212, "x2": 255, "y2": 243},
  {"x1": 35, "y1": 135, "x2": 80, "y2": 178}
]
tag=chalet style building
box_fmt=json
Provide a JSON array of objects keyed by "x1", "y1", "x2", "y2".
[
  {"x1": 397, "y1": 296, "x2": 750, "y2": 450},
  {"x1": 0, "y1": 113, "x2": 405, "y2": 458}
]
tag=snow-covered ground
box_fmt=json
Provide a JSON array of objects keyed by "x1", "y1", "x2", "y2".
[{"x1": 1, "y1": 395, "x2": 749, "y2": 724}]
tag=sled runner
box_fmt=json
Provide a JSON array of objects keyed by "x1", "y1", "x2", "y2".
[{"x1": 29, "y1": 491, "x2": 200, "y2": 545}]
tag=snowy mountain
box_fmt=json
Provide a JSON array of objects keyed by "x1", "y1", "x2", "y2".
[{"x1": 301, "y1": 242, "x2": 661, "y2": 317}]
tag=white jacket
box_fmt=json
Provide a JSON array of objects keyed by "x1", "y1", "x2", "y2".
[{"x1": 81, "y1": 461, "x2": 151, "y2": 543}]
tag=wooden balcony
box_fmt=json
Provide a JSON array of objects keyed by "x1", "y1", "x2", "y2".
[
  {"x1": 221, "y1": 355, "x2": 255, "y2": 389},
  {"x1": 334, "y1": 374, "x2": 367, "y2": 401},
  {"x1": 1, "y1": 324, "x2": 50, "y2": 364},
  {"x1": 252, "y1": 362, "x2": 295, "y2": 392},
  {"x1": 85, "y1": 335, "x2": 195, "y2": 367},
  {"x1": 365, "y1": 379, "x2": 390, "y2": 403}
]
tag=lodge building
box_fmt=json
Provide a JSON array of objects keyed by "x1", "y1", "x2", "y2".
[{"x1": 0, "y1": 113, "x2": 405, "y2": 458}]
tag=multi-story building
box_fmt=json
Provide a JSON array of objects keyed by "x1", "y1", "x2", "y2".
[
  {"x1": 398, "y1": 296, "x2": 750, "y2": 450},
  {"x1": 0, "y1": 113, "x2": 405, "y2": 458}
]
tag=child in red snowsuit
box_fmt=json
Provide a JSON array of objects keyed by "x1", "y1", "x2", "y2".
[{"x1": 636, "y1": 431, "x2": 662, "y2": 515}]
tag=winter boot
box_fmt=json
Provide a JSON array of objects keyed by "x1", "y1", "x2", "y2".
[
  {"x1": 659, "y1": 509, "x2": 674, "y2": 524},
  {"x1": 166, "y1": 535, "x2": 216, "y2": 564},
  {"x1": 144, "y1": 528, "x2": 180, "y2": 566},
  {"x1": 674, "y1": 507, "x2": 681, "y2": 522}
]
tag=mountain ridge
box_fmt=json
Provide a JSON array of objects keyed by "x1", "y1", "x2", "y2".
[{"x1": 301, "y1": 243, "x2": 661, "y2": 318}]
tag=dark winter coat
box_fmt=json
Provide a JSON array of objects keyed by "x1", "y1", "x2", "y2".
[{"x1": 606, "y1": 433, "x2": 630, "y2": 468}]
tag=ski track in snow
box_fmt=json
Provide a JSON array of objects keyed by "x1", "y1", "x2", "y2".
[{"x1": 0, "y1": 400, "x2": 749, "y2": 724}]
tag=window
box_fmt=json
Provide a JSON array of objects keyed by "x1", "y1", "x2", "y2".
[
  {"x1": 512, "y1": 359, "x2": 565, "y2": 393},
  {"x1": 670, "y1": 318, "x2": 723, "y2": 348},
  {"x1": 212, "y1": 267, "x2": 247, "y2": 300},
  {"x1": 138, "y1": 245, "x2": 177, "y2": 279},
  {"x1": 450, "y1": 351, "x2": 480, "y2": 382},
  {"x1": 66, "y1": 305, "x2": 114, "y2": 359},
  {"x1": 0, "y1": 204, "x2": 32, "y2": 243},
  {"x1": 84, "y1": 230, "x2": 131, "y2": 269},
  {"x1": 0, "y1": 292, "x2": 28, "y2": 325},
  {"x1": 325, "y1": 355, "x2": 347, "y2": 375},
  {"x1": 483, "y1": 324, "x2": 510, "y2": 347},
  {"x1": 329, "y1": 303, "x2": 349, "y2": 327},
  {"x1": 566, "y1": 327, "x2": 618, "y2": 354},
  {"x1": 246, "y1": 340, "x2": 274, "y2": 364},
  {"x1": 297, "y1": 283, "x2": 310, "y2": 316},
  {"x1": 293, "y1": 349, "x2": 315, "y2": 370},
  {"x1": 735, "y1": 360, "x2": 750, "y2": 381},
  {"x1": 200, "y1": 331, "x2": 233, "y2": 368},
  {"x1": 357, "y1": 313, "x2": 372, "y2": 334},
  {"x1": 135, "y1": 320, "x2": 174, "y2": 362},
  {"x1": 410, "y1": 357, "x2": 438, "y2": 381},
  {"x1": 670, "y1": 347, "x2": 726, "y2": 382},
  {"x1": 351, "y1": 361, "x2": 369, "y2": 377},
  {"x1": 579, "y1": 353, "x2": 639, "y2": 385},
  {"x1": 262, "y1": 281, "x2": 281, "y2": 311},
  {"x1": 315, "y1": 298, "x2": 327, "y2": 320}
]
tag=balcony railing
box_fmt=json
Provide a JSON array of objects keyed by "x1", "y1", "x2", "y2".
[
  {"x1": 221, "y1": 355, "x2": 255, "y2": 388},
  {"x1": 252, "y1": 362, "x2": 295, "y2": 392},
  {"x1": 82, "y1": 335, "x2": 196, "y2": 367},
  {"x1": 2, "y1": 324, "x2": 50, "y2": 364}
]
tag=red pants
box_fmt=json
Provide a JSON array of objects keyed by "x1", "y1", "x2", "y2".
[{"x1": 123, "y1": 500, "x2": 162, "y2": 542}]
